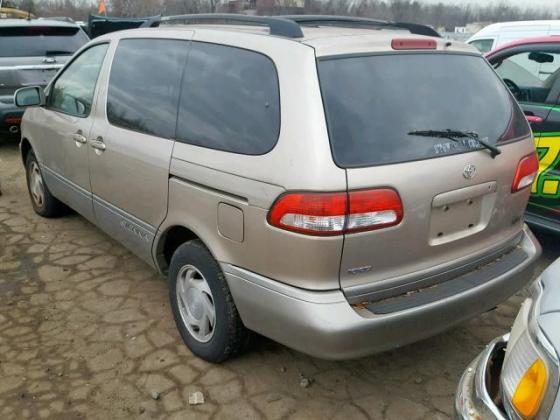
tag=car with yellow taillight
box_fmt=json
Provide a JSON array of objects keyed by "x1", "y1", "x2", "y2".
[{"x1": 455, "y1": 257, "x2": 560, "y2": 419}]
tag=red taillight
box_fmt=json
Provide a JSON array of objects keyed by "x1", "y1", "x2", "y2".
[
  {"x1": 391, "y1": 38, "x2": 437, "y2": 50},
  {"x1": 512, "y1": 153, "x2": 539, "y2": 193},
  {"x1": 267, "y1": 189, "x2": 403, "y2": 236},
  {"x1": 347, "y1": 189, "x2": 403, "y2": 233},
  {"x1": 4, "y1": 117, "x2": 21, "y2": 125},
  {"x1": 267, "y1": 192, "x2": 347, "y2": 236}
]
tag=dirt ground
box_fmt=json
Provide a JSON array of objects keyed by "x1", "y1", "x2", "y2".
[{"x1": 1, "y1": 140, "x2": 558, "y2": 420}]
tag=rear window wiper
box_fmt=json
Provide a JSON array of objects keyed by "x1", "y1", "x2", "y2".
[{"x1": 408, "y1": 129, "x2": 501, "y2": 159}]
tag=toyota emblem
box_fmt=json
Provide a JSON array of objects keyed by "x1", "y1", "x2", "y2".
[{"x1": 463, "y1": 164, "x2": 476, "y2": 179}]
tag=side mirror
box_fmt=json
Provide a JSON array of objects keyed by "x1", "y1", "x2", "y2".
[
  {"x1": 528, "y1": 51, "x2": 554, "y2": 64},
  {"x1": 14, "y1": 86, "x2": 45, "y2": 108}
]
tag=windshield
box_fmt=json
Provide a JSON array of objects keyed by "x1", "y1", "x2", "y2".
[
  {"x1": 318, "y1": 53, "x2": 528, "y2": 168},
  {"x1": 0, "y1": 26, "x2": 88, "y2": 58}
]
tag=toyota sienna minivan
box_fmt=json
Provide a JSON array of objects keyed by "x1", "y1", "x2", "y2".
[{"x1": 15, "y1": 14, "x2": 541, "y2": 362}]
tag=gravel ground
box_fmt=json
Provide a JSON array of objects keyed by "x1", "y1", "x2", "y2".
[{"x1": 1, "y1": 140, "x2": 558, "y2": 420}]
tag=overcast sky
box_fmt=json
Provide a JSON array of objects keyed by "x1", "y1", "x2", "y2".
[
  {"x1": 86, "y1": 0, "x2": 560, "y2": 8},
  {"x1": 420, "y1": 0, "x2": 560, "y2": 8}
]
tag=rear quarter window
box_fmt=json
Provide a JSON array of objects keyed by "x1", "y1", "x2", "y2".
[
  {"x1": 318, "y1": 53, "x2": 529, "y2": 168},
  {"x1": 176, "y1": 42, "x2": 280, "y2": 155}
]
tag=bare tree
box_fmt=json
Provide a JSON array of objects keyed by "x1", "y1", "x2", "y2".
[
  {"x1": 162, "y1": 0, "x2": 211, "y2": 14},
  {"x1": 6, "y1": 0, "x2": 559, "y2": 31}
]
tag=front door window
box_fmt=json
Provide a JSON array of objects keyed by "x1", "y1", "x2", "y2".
[
  {"x1": 494, "y1": 50, "x2": 560, "y2": 104},
  {"x1": 48, "y1": 43, "x2": 108, "y2": 117}
]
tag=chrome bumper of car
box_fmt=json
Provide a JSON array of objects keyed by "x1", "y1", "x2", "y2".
[{"x1": 455, "y1": 334, "x2": 509, "y2": 420}]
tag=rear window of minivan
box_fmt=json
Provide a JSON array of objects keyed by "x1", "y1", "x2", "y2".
[{"x1": 318, "y1": 53, "x2": 529, "y2": 168}]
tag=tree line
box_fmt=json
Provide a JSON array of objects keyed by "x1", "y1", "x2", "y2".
[{"x1": 6, "y1": 0, "x2": 560, "y2": 31}]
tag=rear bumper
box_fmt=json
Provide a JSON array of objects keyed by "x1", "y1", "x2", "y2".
[
  {"x1": 454, "y1": 334, "x2": 509, "y2": 420},
  {"x1": 223, "y1": 225, "x2": 540, "y2": 360}
]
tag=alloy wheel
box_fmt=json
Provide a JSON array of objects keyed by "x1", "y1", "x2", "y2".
[{"x1": 176, "y1": 264, "x2": 216, "y2": 343}]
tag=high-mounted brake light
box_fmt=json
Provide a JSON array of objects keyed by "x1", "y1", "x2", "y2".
[
  {"x1": 512, "y1": 153, "x2": 539, "y2": 193},
  {"x1": 267, "y1": 189, "x2": 403, "y2": 236},
  {"x1": 391, "y1": 38, "x2": 437, "y2": 50}
]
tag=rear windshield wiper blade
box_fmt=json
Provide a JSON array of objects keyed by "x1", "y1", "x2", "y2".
[{"x1": 408, "y1": 129, "x2": 501, "y2": 159}]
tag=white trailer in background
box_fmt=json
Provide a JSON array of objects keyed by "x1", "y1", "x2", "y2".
[{"x1": 468, "y1": 20, "x2": 560, "y2": 53}]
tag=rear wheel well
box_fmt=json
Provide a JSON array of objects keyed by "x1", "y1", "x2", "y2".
[
  {"x1": 157, "y1": 226, "x2": 199, "y2": 273},
  {"x1": 20, "y1": 138, "x2": 32, "y2": 164}
]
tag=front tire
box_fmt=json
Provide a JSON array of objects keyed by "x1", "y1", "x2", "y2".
[
  {"x1": 25, "y1": 150, "x2": 65, "y2": 217},
  {"x1": 168, "y1": 240, "x2": 250, "y2": 363}
]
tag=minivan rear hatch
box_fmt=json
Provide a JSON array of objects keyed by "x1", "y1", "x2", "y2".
[{"x1": 318, "y1": 51, "x2": 533, "y2": 301}]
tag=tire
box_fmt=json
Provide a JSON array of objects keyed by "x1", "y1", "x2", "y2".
[
  {"x1": 168, "y1": 240, "x2": 251, "y2": 363},
  {"x1": 25, "y1": 150, "x2": 65, "y2": 217}
]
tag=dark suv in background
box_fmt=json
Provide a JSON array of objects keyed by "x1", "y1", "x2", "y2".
[{"x1": 0, "y1": 18, "x2": 88, "y2": 136}]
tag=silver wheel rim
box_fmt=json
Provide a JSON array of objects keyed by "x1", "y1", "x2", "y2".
[
  {"x1": 176, "y1": 265, "x2": 216, "y2": 343},
  {"x1": 29, "y1": 161, "x2": 45, "y2": 208}
]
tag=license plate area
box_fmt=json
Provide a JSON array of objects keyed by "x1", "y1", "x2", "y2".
[{"x1": 429, "y1": 181, "x2": 497, "y2": 245}]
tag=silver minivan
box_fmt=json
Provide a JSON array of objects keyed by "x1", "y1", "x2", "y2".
[{"x1": 16, "y1": 15, "x2": 541, "y2": 362}]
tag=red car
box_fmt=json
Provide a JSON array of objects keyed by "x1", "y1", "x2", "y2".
[{"x1": 486, "y1": 36, "x2": 560, "y2": 233}]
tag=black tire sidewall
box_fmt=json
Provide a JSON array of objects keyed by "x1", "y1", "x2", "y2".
[{"x1": 168, "y1": 241, "x2": 237, "y2": 362}]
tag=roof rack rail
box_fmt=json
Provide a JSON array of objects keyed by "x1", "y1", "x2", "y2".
[
  {"x1": 140, "y1": 13, "x2": 440, "y2": 39},
  {"x1": 141, "y1": 13, "x2": 304, "y2": 38},
  {"x1": 280, "y1": 15, "x2": 440, "y2": 38}
]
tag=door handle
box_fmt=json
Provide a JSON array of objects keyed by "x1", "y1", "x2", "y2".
[
  {"x1": 72, "y1": 132, "x2": 87, "y2": 144},
  {"x1": 90, "y1": 137, "x2": 106, "y2": 152},
  {"x1": 526, "y1": 115, "x2": 543, "y2": 124}
]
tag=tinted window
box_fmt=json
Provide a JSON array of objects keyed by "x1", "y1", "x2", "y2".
[
  {"x1": 177, "y1": 42, "x2": 280, "y2": 155},
  {"x1": 0, "y1": 26, "x2": 88, "y2": 57},
  {"x1": 49, "y1": 43, "x2": 108, "y2": 117},
  {"x1": 107, "y1": 39, "x2": 188, "y2": 139},
  {"x1": 318, "y1": 53, "x2": 528, "y2": 168}
]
